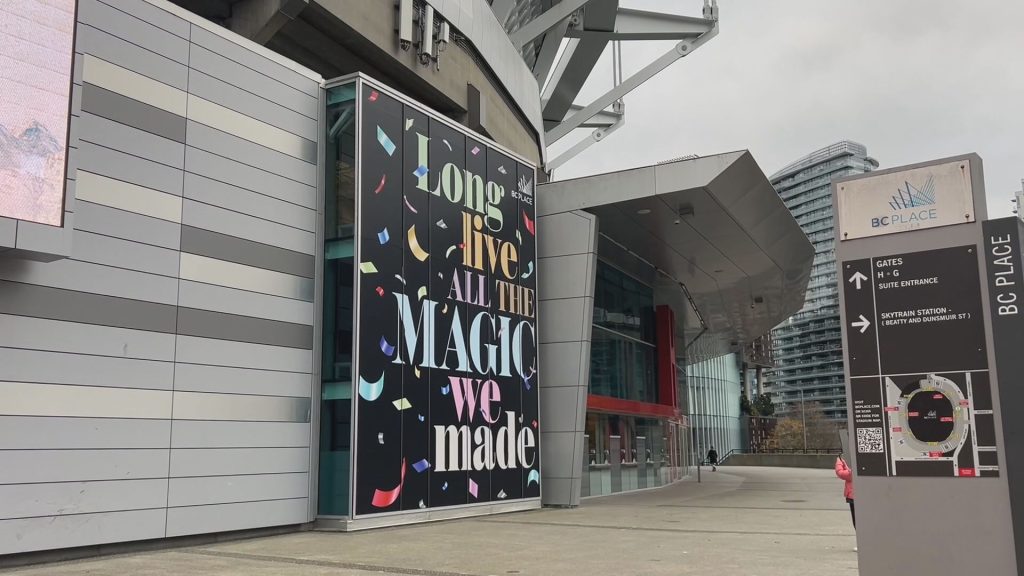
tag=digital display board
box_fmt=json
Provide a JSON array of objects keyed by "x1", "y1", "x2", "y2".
[
  {"x1": 0, "y1": 0, "x2": 76, "y2": 226},
  {"x1": 352, "y1": 82, "x2": 540, "y2": 516}
]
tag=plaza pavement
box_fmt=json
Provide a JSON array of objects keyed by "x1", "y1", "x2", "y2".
[{"x1": 2, "y1": 466, "x2": 858, "y2": 576}]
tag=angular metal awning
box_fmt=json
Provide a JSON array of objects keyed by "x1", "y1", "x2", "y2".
[{"x1": 538, "y1": 152, "x2": 813, "y2": 362}]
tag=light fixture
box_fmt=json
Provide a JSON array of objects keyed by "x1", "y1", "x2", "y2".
[{"x1": 637, "y1": 208, "x2": 651, "y2": 215}]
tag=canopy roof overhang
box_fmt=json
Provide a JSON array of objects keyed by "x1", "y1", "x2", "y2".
[{"x1": 538, "y1": 151, "x2": 814, "y2": 363}]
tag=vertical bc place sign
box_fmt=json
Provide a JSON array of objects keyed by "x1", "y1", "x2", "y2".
[
  {"x1": 837, "y1": 158, "x2": 998, "y2": 478},
  {"x1": 352, "y1": 81, "x2": 540, "y2": 517}
]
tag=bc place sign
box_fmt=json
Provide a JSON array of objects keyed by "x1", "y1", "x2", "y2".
[{"x1": 836, "y1": 159, "x2": 976, "y2": 241}]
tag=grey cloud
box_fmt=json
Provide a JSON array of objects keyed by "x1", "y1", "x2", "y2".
[{"x1": 553, "y1": 0, "x2": 1024, "y2": 215}]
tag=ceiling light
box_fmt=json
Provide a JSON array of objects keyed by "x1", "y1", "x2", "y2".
[{"x1": 637, "y1": 208, "x2": 651, "y2": 215}]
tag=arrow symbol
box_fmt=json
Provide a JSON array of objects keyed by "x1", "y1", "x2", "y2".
[
  {"x1": 852, "y1": 315, "x2": 871, "y2": 334},
  {"x1": 849, "y1": 271, "x2": 868, "y2": 290}
]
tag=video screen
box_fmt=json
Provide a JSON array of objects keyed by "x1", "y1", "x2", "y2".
[{"x1": 0, "y1": 0, "x2": 76, "y2": 226}]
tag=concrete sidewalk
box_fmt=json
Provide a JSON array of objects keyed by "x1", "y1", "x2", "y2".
[{"x1": 2, "y1": 467, "x2": 858, "y2": 575}]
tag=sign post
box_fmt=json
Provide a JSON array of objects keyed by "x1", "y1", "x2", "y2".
[{"x1": 834, "y1": 154, "x2": 1020, "y2": 575}]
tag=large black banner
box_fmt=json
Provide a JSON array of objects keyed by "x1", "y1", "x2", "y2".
[{"x1": 352, "y1": 82, "x2": 540, "y2": 516}]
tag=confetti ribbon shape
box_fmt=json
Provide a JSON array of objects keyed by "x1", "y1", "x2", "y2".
[
  {"x1": 520, "y1": 261, "x2": 534, "y2": 280},
  {"x1": 358, "y1": 374, "x2": 384, "y2": 402},
  {"x1": 378, "y1": 228, "x2": 390, "y2": 245},
  {"x1": 412, "y1": 459, "x2": 431, "y2": 473},
  {"x1": 373, "y1": 174, "x2": 387, "y2": 194},
  {"x1": 408, "y1": 226, "x2": 429, "y2": 261},
  {"x1": 523, "y1": 211, "x2": 536, "y2": 236},
  {"x1": 376, "y1": 126, "x2": 396, "y2": 156},
  {"x1": 393, "y1": 398, "x2": 412, "y2": 411},
  {"x1": 527, "y1": 469, "x2": 540, "y2": 486},
  {"x1": 380, "y1": 336, "x2": 396, "y2": 357},
  {"x1": 371, "y1": 458, "x2": 406, "y2": 508}
]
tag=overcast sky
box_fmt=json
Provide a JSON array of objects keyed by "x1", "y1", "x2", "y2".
[{"x1": 551, "y1": 0, "x2": 1024, "y2": 216}]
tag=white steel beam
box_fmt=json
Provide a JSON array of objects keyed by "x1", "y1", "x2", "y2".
[
  {"x1": 509, "y1": 0, "x2": 592, "y2": 50},
  {"x1": 565, "y1": 8, "x2": 714, "y2": 41},
  {"x1": 547, "y1": 115, "x2": 625, "y2": 172},
  {"x1": 531, "y1": 14, "x2": 571, "y2": 83},
  {"x1": 545, "y1": 26, "x2": 718, "y2": 144}
]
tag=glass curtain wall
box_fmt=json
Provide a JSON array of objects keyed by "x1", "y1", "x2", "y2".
[
  {"x1": 318, "y1": 82, "x2": 357, "y2": 516},
  {"x1": 688, "y1": 353, "x2": 743, "y2": 465},
  {"x1": 582, "y1": 261, "x2": 688, "y2": 497}
]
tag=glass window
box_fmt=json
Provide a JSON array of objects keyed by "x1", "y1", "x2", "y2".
[
  {"x1": 319, "y1": 82, "x2": 357, "y2": 517},
  {"x1": 593, "y1": 262, "x2": 655, "y2": 343}
]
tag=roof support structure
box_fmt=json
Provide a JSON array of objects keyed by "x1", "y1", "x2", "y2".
[
  {"x1": 509, "y1": 0, "x2": 590, "y2": 50},
  {"x1": 531, "y1": 14, "x2": 571, "y2": 83},
  {"x1": 546, "y1": 22, "x2": 717, "y2": 145},
  {"x1": 491, "y1": 0, "x2": 518, "y2": 27}
]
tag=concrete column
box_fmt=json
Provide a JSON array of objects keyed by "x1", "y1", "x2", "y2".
[{"x1": 536, "y1": 209, "x2": 599, "y2": 507}]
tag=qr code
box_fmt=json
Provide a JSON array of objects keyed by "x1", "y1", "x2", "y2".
[{"x1": 857, "y1": 427, "x2": 884, "y2": 453}]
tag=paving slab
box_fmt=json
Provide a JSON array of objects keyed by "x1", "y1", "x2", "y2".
[{"x1": 2, "y1": 466, "x2": 859, "y2": 576}]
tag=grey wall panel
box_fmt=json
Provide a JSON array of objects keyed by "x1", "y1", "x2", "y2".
[
  {"x1": 176, "y1": 308, "x2": 313, "y2": 350},
  {"x1": 177, "y1": 280, "x2": 313, "y2": 326},
  {"x1": 71, "y1": 230, "x2": 181, "y2": 277},
  {"x1": 185, "y1": 147, "x2": 316, "y2": 209},
  {"x1": 0, "y1": 0, "x2": 321, "y2": 554},
  {"x1": 0, "y1": 314, "x2": 176, "y2": 361},
  {"x1": 538, "y1": 297, "x2": 593, "y2": 344},
  {"x1": 188, "y1": 70, "x2": 318, "y2": 141},
  {"x1": 82, "y1": 83, "x2": 187, "y2": 143},
  {"x1": 174, "y1": 335, "x2": 313, "y2": 373},
  {"x1": 171, "y1": 421, "x2": 310, "y2": 448},
  {"x1": 0, "y1": 417, "x2": 171, "y2": 450},
  {"x1": 0, "y1": 348, "x2": 174, "y2": 391},
  {"x1": 79, "y1": 112, "x2": 185, "y2": 169},
  {"x1": 173, "y1": 363, "x2": 311, "y2": 398},
  {"x1": 77, "y1": 168, "x2": 184, "y2": 226},
  {"x1": 186, "y1": 119, "x2": 315, "y2": 182},
  {"x1": 81, "y1": 55, "x2": 187, "y2": 117},
  {"x1": 165, "y1": 498, "x2": 308, "y2": 538},
  {"x1": 79, "y1": 141, "x2": 184, "y2": 197},
  {"x1": 0, "y1": 449, "x2": 169, "y2": 484},
  {"x1": 183, "y1": 173, "x2": 315, "y2": 232},
  {"x1": 13, "y1": 217, "x2": 73, "y2": 256},
  {"x1": 75, "y1": 23, "x2": 189, "y2": 90},
  {"x1": 537, "y1": 254, "x2": 595, "y2": 301},
  {"x1": 0, "y1": 218, "x2": 15, "y2": 249},
  {"x1": 168, "y1": 448, "x2": 309, "y2": 477},
  {"x1": 0, "y1": 382, "x2": 172, "y2": 419},
  {"x1": 0, "y1": 479, "x2": 168, "y2": 520},
  {"x1": 173, "y1": 392, "x2": 310, "y2": 423},
  {"x1": 180, "y1": 226, "x2": 314, "y2": 278},
  {"x1": 189, "y1": 25, "x2": 319, "y2": 98},
  {"x1": 167, "y1": 473, "x2": 308, "y2": 507},
  {"x1": 75, "y1": 201, "x2": 182, "y2": 250},
  {"x1": 188, "y1": 45, "x2": 317, "y2": 119},
  {"x1": 99, "y1": 0, "x2": 190, "y2": 38},
  {"x1": 181, "y1": 199, "x2": 314, "y2": 256},
  {"x1": 0, "y1": 257, "x2": 179, "y2": 305},
  {"x1": 0, "y1": 509, "x2": 168, "y2": 555},
  {"x1": 78, "y1": 0, "x2": 189, "y2": 64},
  {"x1": 0, "y1": 281, "x2": 178, "y2": 334},
  {"x1": 179, "y1": 253, "x2": 313, "y2": 301}
]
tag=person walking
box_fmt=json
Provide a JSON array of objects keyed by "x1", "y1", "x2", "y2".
[
  {"x1": 835, "y1": 455, "x2": 856, "y2": 552},
  {"x1": 706, "y1": 447, "x2": 719, "y2": 472}
]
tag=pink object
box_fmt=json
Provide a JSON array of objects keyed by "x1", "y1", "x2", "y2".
[
  {"x1": 835, "y1": 457, "x2": 854, "y2": 500},
  {"x1": 468, "y1": 478, "x2": 479, "y2": 498},
  {"x1": 371, "y1": 458, "x2": 406, "y2": 508}
]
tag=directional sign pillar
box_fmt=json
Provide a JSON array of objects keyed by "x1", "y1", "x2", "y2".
[{"x1": 834, "y1": 154, "x2": 1021, "y2": 576}]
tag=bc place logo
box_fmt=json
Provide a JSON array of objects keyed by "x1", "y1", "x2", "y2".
[{"x1": 871, "y1": 176, "x2": 938, "y2": 228}]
